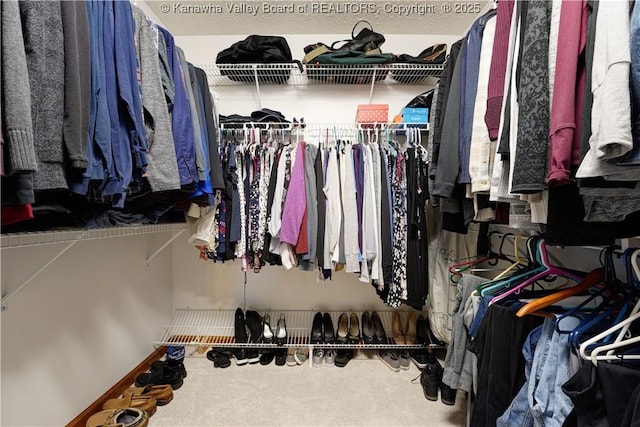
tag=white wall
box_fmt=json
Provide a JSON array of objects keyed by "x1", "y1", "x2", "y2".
[
  {"x1": 0, "y1": 234, "x2": 174, "y2": 427},
  {"x1": 169, "y1": 34, "x2": 463, "y2": 313}
]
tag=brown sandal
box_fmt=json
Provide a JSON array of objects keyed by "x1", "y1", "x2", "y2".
[
  {"x1": 86, "y1": 407, "x2": 149, "y2": 427},
  {"x1": 103, "y1": 394, "x2": 157, "y2": 417},
  {"x1": 123, "y1": 385, "x2": 173, "y2": 406}
]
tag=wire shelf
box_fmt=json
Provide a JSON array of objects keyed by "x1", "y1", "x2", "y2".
[
  {"x1": 155, "y1": 309, "x2": 445, "y2": 350},
  {"x1": 0, "y1": 222, "x2": 188, "y2": 248},
  {"x1": 200, "y1": 63, "x2": 443, "y2": 87}
]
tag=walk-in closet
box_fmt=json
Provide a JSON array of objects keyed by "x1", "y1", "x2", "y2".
[{"x1": 2, "y1": 0, "x2": 640, "y2": 426}]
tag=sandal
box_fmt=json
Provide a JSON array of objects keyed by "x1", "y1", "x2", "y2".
[
  {"x1": 102, "y1": 394, "x2": 157, "y2": 417},
  {"x1": 86, "y1": 407, "x2": 149, "y2": 427},
  {"x1": 123, "y1": 385, "x2": 173, "y2": 406}
]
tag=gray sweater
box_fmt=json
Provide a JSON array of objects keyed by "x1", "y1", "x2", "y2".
[
  {"x1": 1, "y1": 0, "x2": 37, "y2": 174},
  {"x1": 20, "y1": 0, "x2": 67, "y2": 190}
]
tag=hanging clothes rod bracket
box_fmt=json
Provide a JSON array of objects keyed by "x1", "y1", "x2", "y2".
[
  {"x1": 146, "y1": 229, "x2": 186, "y2": 266},
  {"x1": 1, "y1": 240, "x2": 78, "y2": 312}
]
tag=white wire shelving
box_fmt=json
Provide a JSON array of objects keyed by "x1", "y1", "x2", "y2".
[
  {"x1": 0, "y1": 222, "x2": 188, "y2": 248},
  {"x1": 199, "y1": 63, "x2": 444, "y2": 87},
  {"x1": 155, "y1": 308, "x2": 445, "y2": 351}
]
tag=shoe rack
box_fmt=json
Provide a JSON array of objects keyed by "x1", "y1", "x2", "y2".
[{"x1": 154, "y1": 308, "x2": 445, "y2": 351}]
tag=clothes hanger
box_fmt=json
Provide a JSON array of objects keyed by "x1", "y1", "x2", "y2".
[
  {"x1": 515, "y1": 267, "x2": 605, "y2": 317},
  {"x1": 579, "y1": 298, "x2": 640, "y2": 365},
  {"x1": 516, "y1": 247, "x2": 617, "y2": 317},
  {"x1": 479, "y1": 236, "x2": 545, "y2": 297},
  {"x1": 488, "y1": 238, "x2": 585, "y2": 306}
]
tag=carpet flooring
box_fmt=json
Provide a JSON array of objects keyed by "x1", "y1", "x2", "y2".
[{"x1": 148, "y1": 349, "x2": 467, "y2": 427}]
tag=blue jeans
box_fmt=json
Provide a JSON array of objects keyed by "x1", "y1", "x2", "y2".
[{"x1": 498, "y1": 316, "x2": 580, "y2": 427}]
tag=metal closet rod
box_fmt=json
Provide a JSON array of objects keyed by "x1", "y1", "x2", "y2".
[{"x1": 218, "y1": 122, "x2": 428, "y2": 131}]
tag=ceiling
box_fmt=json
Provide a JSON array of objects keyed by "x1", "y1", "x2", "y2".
[{"x1": 139, "y1": 0, "x2": 488, "y2": 35}]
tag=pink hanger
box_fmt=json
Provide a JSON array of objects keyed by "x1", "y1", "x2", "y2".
[{"x1": 489, "y1": 239, "x2": 585, "y2": 306}]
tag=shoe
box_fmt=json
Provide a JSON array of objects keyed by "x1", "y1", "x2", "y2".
[
  {"x1": 206, "y1": 349, "x2": 231, "y2": 369},
  {"x1": 310, "y1": 312, "x2": 323, "y2": 344},
  {"x1": 294, "y1": 348, "x2": 309, "y2": 365},
  {"x1": 371, "y1": 311, "x2": 387, "y2": 344},
  {"x1": 348, "y1": 313, "x2": 360, "y2": 344},
  {"x1": 260, "y1": 351, "x2": 275, "y2": 365},
  {"x1": 410, "y1": 349, "x2": 430, "y2": 369},
  {"x1": 135, "y1": 365, "x2": 183, "y2": 391},
  {"x1": 335, "y1": 349, "x2": 354, "y2": 367},
  {"x1": 420, "y1": 354, "x2": 443, "y2": 401},
  {"x1": 323, "y1": 313, "x2": 335, "y2": 344},
  {"x1": 123, "y1": 385, "x2": 173, "y2": 406},
  {"x1": 440, "y1": 383, "x2": 457, "y2": 406},
  {"x1": 235, "y1": 308, "x2": 248, "y2": 344},
  {"x1": 262, "y1": 313, "x2": 274, "y2": 344},
  {"x1": 86, "y1": 408, "x2": 149, "y2": 427},
  {"x1": 275, "y1": 313, "x2": 287, "y2": 346},
  {"x1": 336, "y1": 313, "x2": 349, "y2": 344},
  {"x1": 312, "y1": 349, "x2": 324, "y2": 367},
  {"x1": 378, "y1": 350, "x2": 400, "y2": 372},
  {"x1": 245, "y1": 310, "x2": 263, "y2": 344},
  {"x1": 150, "y1": 359, "x2": 187, "y2": 380},
  {"x1": 399, "y1": 351, "x2": 411, "y2": 371},
  {"x1": 416, "y1": 315, "x2": 428, "y2": 345},
  {"x1": 246, "y1": 348, "x2": 260, "y2": 364},
  {"x1": 275, "y1": 348, "x2": 287, "y2": 366},
  {"x1": 230, "y1": 348, "x2": 248, "y2": 366},
  {"x1": 325, "y1": 349, "x2": 337, "y2": 367},
  {"x1": 286, "y1": 348, "x2": 297, "y2": 366},
  {"x1": 405, "y1": 312, "x2": 417, "y2": 345},
  {"x1": 392, "y1": 311, "x2": 406, "y2": 345},
  {"x1": 103, "y1": 394, "x2": 157, "y2": 417},
  {"x1": 361, "y1": 311, "x2": 374, "y2": 344}
]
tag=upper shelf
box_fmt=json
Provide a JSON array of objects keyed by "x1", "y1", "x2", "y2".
[
  {"x1": 199, "y1": 63, "x2": 444, "y2": 87},
  {"x1": 0, "y1": 222, "x2": 188, "y2": 249}
]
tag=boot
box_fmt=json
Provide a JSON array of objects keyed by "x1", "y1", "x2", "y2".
[
  {"x1": 151, "y1": 346, "x2": 187, "y2": 379},
  {"x1": 440, "y1": 383, "x2": 457, "y2": 406},
  {"x1": 405, "y1": 312, "x2": 417, "y2": 345},
  {"x1": 419, "y1": 354, "x2": 443, "y2": 401},
  {"x1": 392, "y1": 311, "x2": 406, "y2": 344}
]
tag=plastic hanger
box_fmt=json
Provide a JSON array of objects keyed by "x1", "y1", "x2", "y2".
[
  {"x1": 579, "y1": 299, "x2": 640, "y2": 365},
  {"x1": 515, "y1": 268, "x2": 605, "y2": 317},
  {"x1": 479, "y1": 236, "x2": 545, "y2": 297},
  {"x1": 488, "y1": 239, "x2": 585, "y2": 306}
]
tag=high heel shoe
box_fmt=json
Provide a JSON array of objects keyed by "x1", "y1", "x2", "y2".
[
  {"x1": 362, "y1": 311, "x2": 374, "y2": 344},
  {"x1": 348, "y1": 312, "x2": 360, "y2": 344},
  {"x1": 392, "y1": 311, "x2": 406, "y2": 345},
  {"x1": 262, "y1": 313, "x2": 274, "y2": 344},
  {"x1": 310, "y1": 312, "x2": 323, "y2": 344},
  {"x1": 371, "y1": 311, "x2": 387, "y2": 344},
  {"x1": 336, "y1": 313, "x2": 349, "y2": 344},
  {"x1": 275, "y1": 313, "x2": 287, "y2": 346},
  {"x1": 323, "y1": 313, "x2": 335, "y2": 344},
  {"x1": 405, "y1": 312, "x2": 417, "y2": 345}
]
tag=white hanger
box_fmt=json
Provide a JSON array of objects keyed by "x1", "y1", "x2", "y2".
[{"x1": 579, "y1": 300, "x2": 640, "y2": 365}]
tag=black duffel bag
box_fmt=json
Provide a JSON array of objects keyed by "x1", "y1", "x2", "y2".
[{"x1": 216, "y1": 35, "x2": 300, "y2": 84}]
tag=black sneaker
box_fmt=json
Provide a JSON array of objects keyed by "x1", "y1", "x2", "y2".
[
  {"x1": 230, "y1": 348, "x2": 248, "y2": 365},
  {"x1": 246, "y1": 348, "x2": 260, "y2": 364},
  {"x1": 409, "y1": 349, "x2": 430, "y2": 369}
]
